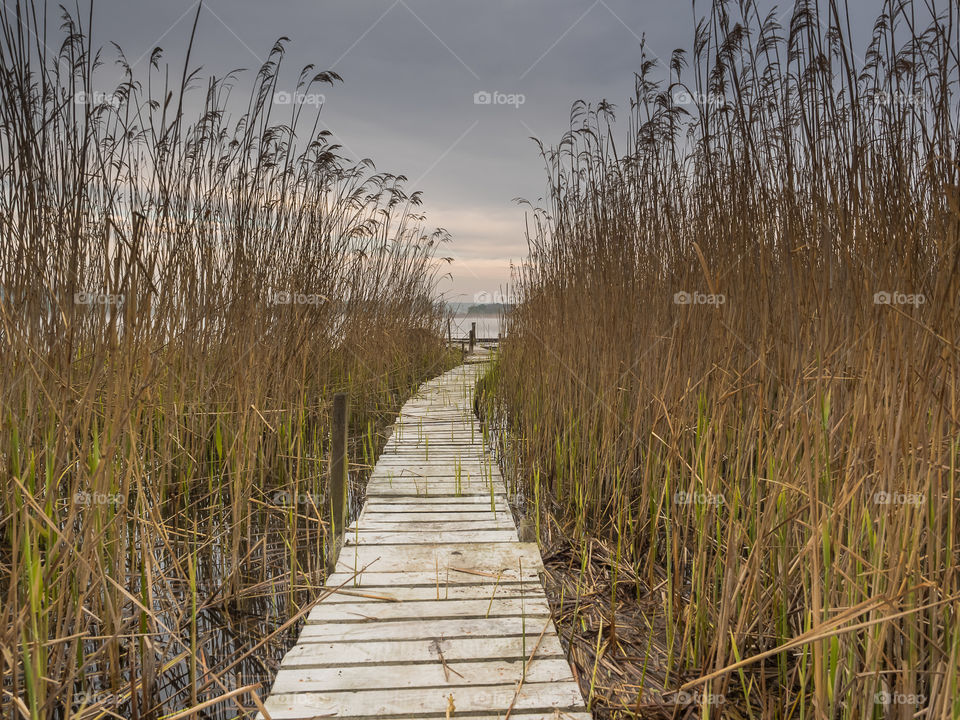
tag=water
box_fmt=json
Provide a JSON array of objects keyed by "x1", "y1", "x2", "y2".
[{"x1": 450, "y1": 313, "x2": 503, "y2": 340}]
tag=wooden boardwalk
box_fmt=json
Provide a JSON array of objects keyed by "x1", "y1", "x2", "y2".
[{"x1": 259, "y1": 353, "x2": 590, "y2": 719}]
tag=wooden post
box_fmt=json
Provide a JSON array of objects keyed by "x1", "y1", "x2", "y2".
[
  {"x1": 447, "y1": 318, "x2": 452, "y2": 343},
  {"x1": 327, "y1": 392, "x2": 348, "y2": 573},
  {"x1": 469, "y1": 322, "x2": 476, "y2": 354}
]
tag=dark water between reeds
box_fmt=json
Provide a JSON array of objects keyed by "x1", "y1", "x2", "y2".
[
  {"x1": 56, "y1": 356, "x2": 465, "y2": 719},
  {"x1": 62, "y1": 466, "x2": 375, "y2": 720},
  {"x1": 451, "y1": 312, "x2": 503, "y2": 339}
]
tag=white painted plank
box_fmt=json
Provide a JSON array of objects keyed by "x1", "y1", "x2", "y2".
[
  {"x1": 363, "y1": 493, "x2": 504, "y2": 503},
  {"x1": 363, "y1": 492, "x2": 504, "y2": 502},
  {"x1": 379, "y1": 450, "x2": 488, "y2": 456},
  {"x1": 317, "y1": 582, "x2": 543, "y2": 603},
  {"x1": 399, "y1": 715, "x2": 591, "y2": 720},
  {"x1": 335, "y1": 542, "x2": 545, "y2": 574},
  {"x1": 384, "y1": 431, "x2": 484, "y2": 437},
  {"x1": 365, "y1": 488, "x2": 505, "y2": 499},
  {"x1": 358, "y1": 507, "x2": 512, "y2": 517},
  {"x1": 380, "y1": 447, "x2": 487, "y2": 454},
  {"x1": 369, "y1": 468, "x2": 498, "y2": 476},
  {"x1": 366, "y1": 480, "x2": 501, "y2": 487},
  {"x1": 382, "y1": 715, "x2": 592, "y2": 720},
  {"x1": 345, "y1": 530, "x2": 518, "y2": 544},
  {"x1": 371, "y1": 462, "x2": 492, "y2": 471},
  {"x1": 354, "y1": 515, "x2": 512, "y2": 527},
  {"x1": 298, "y1": 616, "x2": 555, "y2": 642},
  {"x1": 280, "y1": 634, "x2": 566, "y2": 665},
  {"x1": 271, "y1": 657, "x2": 575, "y2": 693},
  {"x1": 352, "y1": 517, "x2": 515, "y2": 529},
  {"x1": 367, "y1": 476, "x2": 501, "y2": 485},
  {"x1": 361, "y1": 498, "x2": 511, "y2": 510},
  {"x1": 325, "y1": 568, "x2": 542, "y2": 587},
  {"x1": 260, "y1": 680, "x2": 585, "y2": 718},
  {"x1": 366, "y1": 479, "x2": 502, "y2": 489},
  {"x1": 358, "y1": 509, "x2": 513, "y2": 520},
  {"x1": 375, "y1": 459, "x2": 489, "y2": 466},
  {"x1": 364, "y1": 491, "x2": 505, "y2": 501},
  {"x1": 377, "y1": 455, "x2": 488, "y2": 462},
  {"x1": 365, "y1": 483, "x2": 501, "y2": 490},
  {"x1": 378, "y1": 445, "x2": 487, "y2": 451},
  {"x1": 306, "y1": 597, "x2": 550, "y2": 623}
]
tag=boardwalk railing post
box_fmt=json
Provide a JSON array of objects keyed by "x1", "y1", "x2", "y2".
[
  {"x1": 327, "y1": 392, "x2": 348, "y2": 573},
  {"x1": 469, "y1": 322, "x2": 476, "y2": 354}
]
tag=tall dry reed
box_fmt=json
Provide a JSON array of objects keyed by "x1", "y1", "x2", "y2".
[
  {"x1": 0, "y1": 2, "x2": 455, "y2": 717},
  {"x1": 486, "y1": 0, "x2": 960, "y2": 717}
]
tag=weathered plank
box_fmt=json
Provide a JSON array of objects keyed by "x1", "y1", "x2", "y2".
[
  {"x1": 316, "y1": 582, "x2": 542, "y2": 603},
  {"x1": 325, "y1": 568, "x2": 542, "y2": 587},
  {"x1": 368, "y1": 477, "x2": 494, "y2": 487},
  {"x1": 364, "y1": 488, "x2": 504, "y2": 498},
  {"x1": 352, "y1": 517, "x2": 515, "y2": 528},
  {"x1": 381, "y1": 715, "x2": 591, "y2": 720},
  {"x1": 271, "y1": 657, "x2": 575, "y2": 692},
  {"x1": 369, "y1": 468, "x2": 492, "y2": 479},
  {"x1": 345, "y1": 529, "x2": 519, "y2": 544},
  {"x1": 305, "y1": 596, "x2": 551, "y2": 623},
  {"x1": 298, "y1": 613, "x2": 554, "y2": 643},
  {"x1": 262, "y1": 681, "x2": 585, "y2": 718},
  {"x1": 334, "y1": 542, "x2": 545, "y2": 574},
  {"x1": 365, "y1": 482, "x2": 503, "y2": 493},
  {"x1": 279, "y1": 634, "x2": 566, "y2": 665},
  {"x1": 361, "y1": 499, "x2": 512, "y2": 511},
  {"x1": 362, "y1": 496, "x2": 508, "y2": 505}
]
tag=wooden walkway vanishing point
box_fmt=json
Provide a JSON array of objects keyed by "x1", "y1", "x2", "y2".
[{"x1": 259, "y1": 350, "x2": 590, "y2": 719}]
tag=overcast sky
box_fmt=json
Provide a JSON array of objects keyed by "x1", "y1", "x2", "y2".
[{"x1": 80, "y1": 0, "x2": 885, "y2": 304}]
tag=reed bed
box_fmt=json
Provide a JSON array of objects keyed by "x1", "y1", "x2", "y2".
[
  {"x1": 0, "y1": 3, "x2": 456, "y2": 717},
  {"x1": 483, "y1": 0, "x2": 960, "y2": 717}
]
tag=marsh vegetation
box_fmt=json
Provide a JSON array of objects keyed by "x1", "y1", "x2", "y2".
[
  {"x1": 0, "y1": 3, "x2": 455, "y2": 717},
  {"x1": 482, "y1": 0, "x2": 960, "y2": 716}
]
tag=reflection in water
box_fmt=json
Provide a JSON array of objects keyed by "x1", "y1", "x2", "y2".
[
  {"x1": 450, "y1": 313, "x2": 503, "y2": 340},
  {"x1": 60, "y1": 458, "x2": 377, "y2": 720}
]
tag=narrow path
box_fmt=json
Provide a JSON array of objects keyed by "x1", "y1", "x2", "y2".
[{"x1": 260, "y1": 352, "x2": 590, "y2": 719}]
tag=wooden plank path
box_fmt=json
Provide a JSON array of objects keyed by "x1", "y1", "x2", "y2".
[{"x1": 260, "y1": 352, "x2": 590, "y2": 719}]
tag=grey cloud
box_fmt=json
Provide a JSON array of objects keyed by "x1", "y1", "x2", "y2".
[{"x1": 85, "y1": 0, "x2": 881, "y2": 297}]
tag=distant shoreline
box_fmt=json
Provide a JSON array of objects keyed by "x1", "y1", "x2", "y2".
[{"x1": 448, "y1": 302, "x2": 514, "y2": 316}]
